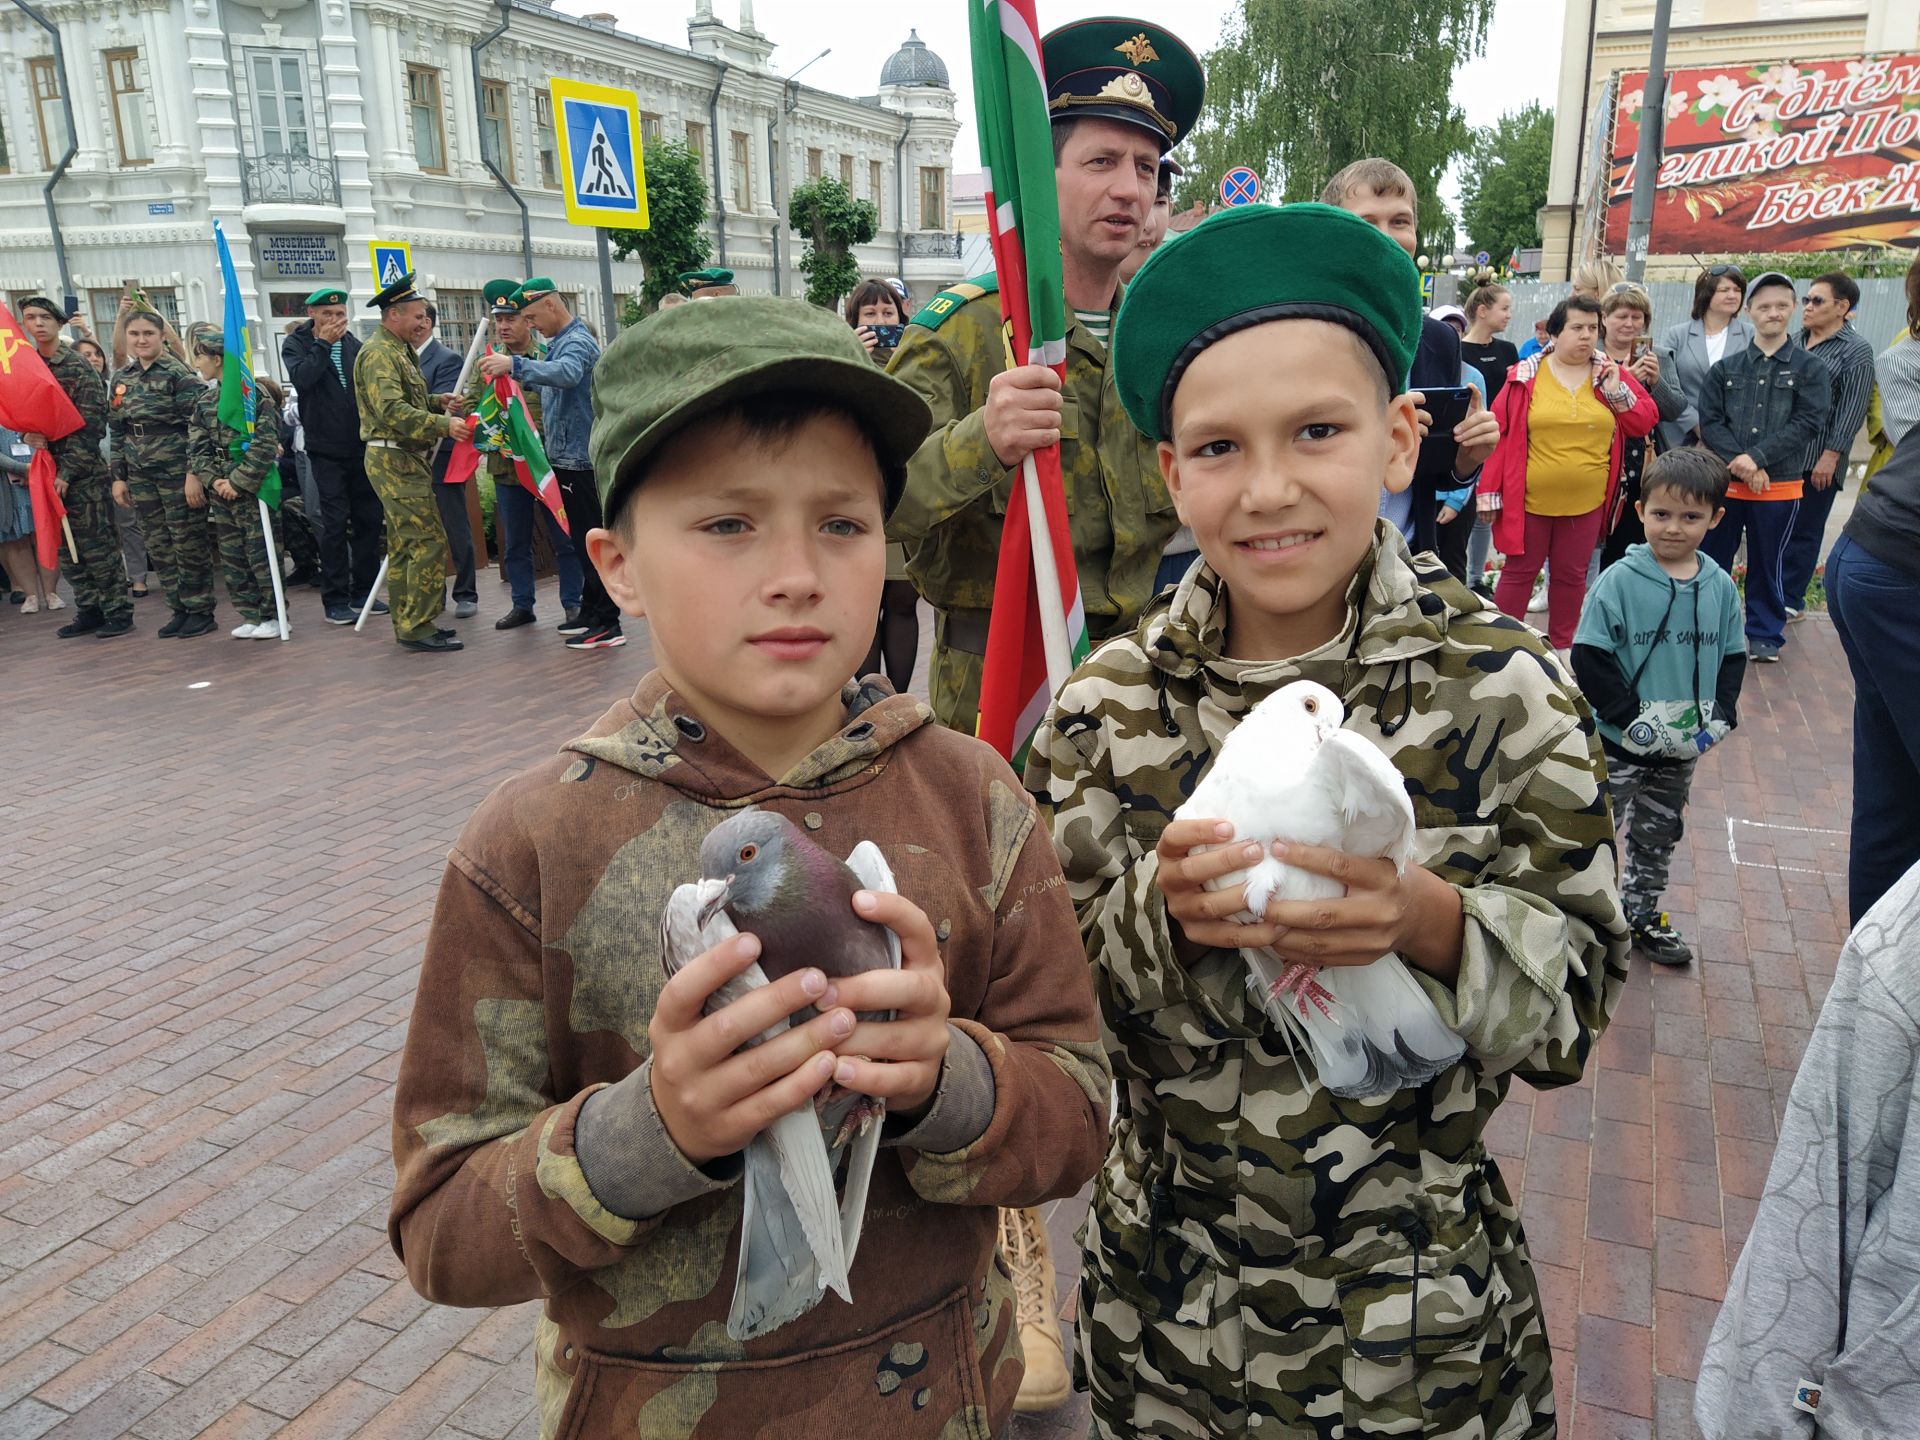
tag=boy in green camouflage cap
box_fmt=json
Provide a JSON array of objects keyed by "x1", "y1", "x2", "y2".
[
  {"x1": 390, "y1": 295, "x2": 1107, "y2": 1438},
  {"x1": 1024, "y1": 203, "x2": 1628, "y2": 1438}
]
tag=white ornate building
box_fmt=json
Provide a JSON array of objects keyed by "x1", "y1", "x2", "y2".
[{"x1": 0, "y1": 0, "x2": 964, "y2": 373}]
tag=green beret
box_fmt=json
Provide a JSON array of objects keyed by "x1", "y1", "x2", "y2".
[
  {"x1": 304, "y1": 287, "x2": 348, "y2": 307},
  {"x1": 514, "y1": 277, "x2": 557, "y2": 304},
  {"x1": 1112, "y1": 203, "x2": 1422, "y2": 441},
  {"x1": 18, "y1": 295, "x2": 63, "y2": 320},
  {"x1": 1041, "y1": 18, "x2": 1205, "y2": 149},
  {"x1": 678, "y1": 267, "x2": 735, "y2": 289},
  {"x1": 589, "y1": 296, "x2": 931, "y2": 520}
]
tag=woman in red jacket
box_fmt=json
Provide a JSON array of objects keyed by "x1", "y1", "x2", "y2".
[{"x1": 1482, "y1": 293, "x2": 1659, "y2": 651}]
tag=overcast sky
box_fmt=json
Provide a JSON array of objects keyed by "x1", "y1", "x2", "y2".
[{"x1": 572, "y1": 1, "x2": 1564, "y2": 207}]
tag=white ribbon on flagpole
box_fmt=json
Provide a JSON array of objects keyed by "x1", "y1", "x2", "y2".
[
  {"x1": 260, "y1": 497, "x2": 289, "y2": 640},
  {"x1": 355, "y1": 321, "x2": 491, "y2": 634},
  {"x1": 1021, "y1": 453, "x2": 1073, "y2": 696}
]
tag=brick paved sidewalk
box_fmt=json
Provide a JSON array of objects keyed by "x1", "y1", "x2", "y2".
[{"x1": 0, "y1": 583, "x2": 1854, "y2": 1440}]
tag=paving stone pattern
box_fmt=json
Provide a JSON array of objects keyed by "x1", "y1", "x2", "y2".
[{"x1": 0, "y1": 583, "x2": 1855, "y2": 1440}]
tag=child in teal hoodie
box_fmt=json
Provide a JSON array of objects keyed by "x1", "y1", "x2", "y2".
[{"x1": 1573, "y1": 447, "x2": 1747, "y2": 966}]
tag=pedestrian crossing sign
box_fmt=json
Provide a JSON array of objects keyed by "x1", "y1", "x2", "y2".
[
  {"x1": 549, "y1": 77, "x2": 650, "y2": 231},
  {"x1": 369, "y1": 241, "x2": 412, "y2": 289}
]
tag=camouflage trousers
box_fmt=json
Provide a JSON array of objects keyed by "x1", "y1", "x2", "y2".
[
  {"x1": 365, "y1": 447, "x2": 447, "y2": 642},
  {"x1": 128, "y1": 472, "x2": 214, "y2": 616},
  {"x1": 926, "y1": 616, "x2": 988, "y2": 735},
  {"x1": 64, "y1": 477, "x2": 132, "y2": 624},
  {"x1": 209, "y1": 492, "x2": 279, "y2": 625},
  {"x1": 279, "y1": 495, "x2": 321, "y2": 579},
  {"x1": 1606, "y1": 755, "x2": 1695, "y2": 919}
]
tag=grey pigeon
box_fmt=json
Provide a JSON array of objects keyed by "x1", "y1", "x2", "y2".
[
  {"x1": 658, "y1": 808, "x2": 898, "y2": 1340},
  {"x1": 1175, "y1": 679, "x2": 1466, "y2": 1098}
]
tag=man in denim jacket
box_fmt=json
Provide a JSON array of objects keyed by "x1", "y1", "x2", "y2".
[
  {"x1": 1696, "y1": 271, "x2": 1831, "y2": 662},
  {"x1": 479, "y1": 280, "x2": 620, "y2": 650}
]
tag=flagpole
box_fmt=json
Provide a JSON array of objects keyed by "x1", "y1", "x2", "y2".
[
  {"x1": 260, "y1": 498, "x2": 289, "y2": 641},
  {"x1": 359, "y1": 322, "x2": 489, "y2": 634},
  {"x1": 61, "y1": 517, "x2": 78, "y2": 563},
  {"x1": 1020, "y1": 455, "x2": 1072, "y2": 696}
]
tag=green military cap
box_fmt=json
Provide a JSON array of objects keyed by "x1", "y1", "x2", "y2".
[
  {"x1": 590, "y1": 295, "x2": 932, "y2": 519},
  {"x1": 17, "y1": 295, "x2": 63, "y2": 320},
  {"x1": 1112, "y1": 202, "x2": 1422, "y2": 442},
  {"x1": 678, "y1": 267, "x2": 738, "y2": 299},
  {"x1": 482, "y1": 278, "x2": 521, "y2": 314},
  {"x1": 1041, "y1": 18, "x2": 1205, "y2": 150},
  {"x1": 513, "y1": 277, "x2": 558, "y2": 305},
  {"x1": 368, "y1": 271, "x2": 422, "y2": 309},
  {"x1": 304, "y1": 286, "x2": 349, "y2": 307}
]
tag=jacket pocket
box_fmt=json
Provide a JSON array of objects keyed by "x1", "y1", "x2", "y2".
[
  {"x1": 1335, "y1": 1220, "x2": 1538, "y2": 1438},
  {"x1": 547, "y1": 1285, "x2": 994, "y2": 1440}
]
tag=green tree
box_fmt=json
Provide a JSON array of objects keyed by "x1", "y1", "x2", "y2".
[
  {"x1": 788, "y1": 177, "x2": 878, "y2": 310},
  {"x1": 1178, "y1": 0, "x2": 1494, "y2": 256},
  {"x1": 611, "y1": 140, "x2": 711, "y2": 314},
  {"x1": 1459, "y1": 102, "x2": 1553, "y2": 266}
]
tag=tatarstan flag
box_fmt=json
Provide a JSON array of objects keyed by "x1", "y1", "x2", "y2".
[
  {"x1": 969, "y1": 0, "x2": 1089, "y2": 766},
  {"x1": 214, "y1": 220, "x2": 280, "y2": 508},
  {"x1": 0, "y1": 300, "x2": 83, "y2": 571},
  {"x1": 443, "y1": 351, "x2": 568, "y2": 535}
]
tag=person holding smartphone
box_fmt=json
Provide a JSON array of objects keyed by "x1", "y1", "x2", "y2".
[
  {"x1": 1597, "y1": 284, "x2": 1690, "y2": 570},
  {"x1": 1481, "y1": 293, "x2": 1659, "y2": 654},
  {"x1": 846, "y1": 278, "x2": 920, "y2": 693}
]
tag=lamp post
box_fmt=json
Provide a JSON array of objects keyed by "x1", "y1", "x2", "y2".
[
  {"x1": 1624, "y1": 0, "x2": 1674, "y2": 282},
  {"x1": 770, "y1": 47, "x2": 830, "y2": 296}
]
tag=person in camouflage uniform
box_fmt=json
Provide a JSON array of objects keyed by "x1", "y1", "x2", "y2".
[
  {"x1": 352, "y1": 272, "x2": 472, "y2": 652},
  {"x1": 186, "y1": 331, "x2": 287, "y2": 639},
  {"x1": 18, "y1": 297, "x2": 132, "y2": 638},
  {"x1": 388, "y1": 298, "x2": 1107, "y2": 1440},
  {"x1": 109, "y1": 308, "x2": 211, "y2": 636},
  {"x1": 1024, "y1": 205, "x2": 1628, "y2": 1438},
  {"x1": 886, "y1": 18, "x2": 1206, "y2": 738}
]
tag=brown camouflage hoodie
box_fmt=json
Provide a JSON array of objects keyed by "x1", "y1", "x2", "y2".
[{"x1": 389, "y1": 672, "x2": 1108, "y2": 1439}]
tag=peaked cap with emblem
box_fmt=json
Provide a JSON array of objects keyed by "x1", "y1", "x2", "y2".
[
  {"x1": 483, "y1": 278, "x2": 522, "y2": 315},
  {"x1": 1113, "y1": 203, "x2": 1423, "y2": 441},
  {"x1": 367, "y1": 271, "x2": 422, "y2": 310},
  {"x1": 1041, "y1": 17, "x2": 1204, "y2": 151},
  {"x1": 304, "y1": 286, "x2": 348, "y2": 307}
]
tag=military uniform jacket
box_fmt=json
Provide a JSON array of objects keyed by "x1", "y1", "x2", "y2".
[
  {"x1": 187, "y1": 387, "x2": 282, "y2": 497},
  {"x1": 389, "y1": 673, "x2": 1109, "y2": 1440},
  {"x1": 44, "y1": 343, "x2": 109, "y2": 489},
  {"x1": 886, "y1": 275, "x2": 1176, "y2": 627},
  {"x1": 1024, "y1": 526, "x2": 1629, "y2": 1440},
  {"x1": 107, "y1": 355, "x2": 199, "y2": 486},
  {"x1": 354, "y1": 325, "x2": 449, "y2": 454}
]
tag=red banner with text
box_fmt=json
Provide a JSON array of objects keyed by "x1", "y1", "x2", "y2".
[{"x1": 1607, "y1": 53, "x2": 1920, "y2": 254}]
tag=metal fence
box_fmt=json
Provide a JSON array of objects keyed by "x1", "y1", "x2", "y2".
[{"x1": 1492, "y1": 277, "x2": 1913, "y2": 354}]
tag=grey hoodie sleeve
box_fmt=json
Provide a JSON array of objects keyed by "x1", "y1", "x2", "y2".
[{"x1": 1694, "y1": 862, "x2": 1920, "y2": 1439}]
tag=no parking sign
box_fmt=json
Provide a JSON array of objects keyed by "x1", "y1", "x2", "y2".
[{"x1": 1220, "y1": 166, "x2": 1261, "y2": 206}]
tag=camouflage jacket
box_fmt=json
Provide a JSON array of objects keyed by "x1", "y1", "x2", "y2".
[
  {"x1": 107, "y1": 355, "x2": 199, "y2": 485},
  {"x1": 354, "y1": 324, "x2": 451, "y2": 452},
  {"x1": 43, "y1": 343, "x2": 109, "y2": 488},
  {"x1": 885, "y1": 274, "x2": 1176, "y2": 624},
  {"x1": 1024, "y1": 525, "x2": 1628, "y2": 1440},
  {"x1": 187, "y1": 386, "x2": 282, "y2": 497},
  {"x1": 462, "y1": 344, "x2": 544, "y2": 481},
  {"x1": 389, "y1": 673, "x2": 1108, "y2": 1440}
]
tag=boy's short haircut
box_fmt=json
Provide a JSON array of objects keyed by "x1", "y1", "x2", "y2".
[
  {"x1": 608, "y1": 390, "x2": 906, "y2": 533},
  {"x1": 1547, "y1": 293, "x2": 1602, "y2": 335},
  {"x1": 1814, "y1": 269, "x2": 1861, "y2": 311},
  {"x1": 1320, "y1": 157, "x2": 1415, "y2": 210},
  {"x1": 1642, "y1": 445, "x2": 1731, "y2": 511}
]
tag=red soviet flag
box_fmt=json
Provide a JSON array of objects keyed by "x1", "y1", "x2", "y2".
[{"x1": 0, "y1": 301, "x2": 84, "y2": 571}]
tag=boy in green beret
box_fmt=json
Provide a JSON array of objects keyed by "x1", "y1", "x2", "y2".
[
  {"x1": 1025, "y1": 203, "x2": 1627, "y2": 1439},
  {"x1": 389, "y1": 296, "x2": 1107, "y2": 1438}
]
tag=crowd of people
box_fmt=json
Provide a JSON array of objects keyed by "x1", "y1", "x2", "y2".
[{"x1": 11, "y1": 14, "x2": 1920, "y2": 1435}]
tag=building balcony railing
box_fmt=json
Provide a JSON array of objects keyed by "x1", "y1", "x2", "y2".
[
  {"x1": 903, "y1": 231, "x2": 963, "y2": 258},
  {"x1": 241, "y1": 152, "x2": 341, "y2": 206}
]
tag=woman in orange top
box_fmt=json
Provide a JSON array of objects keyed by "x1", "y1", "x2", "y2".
[{"x1": 1482, "y1": 293, "x2": 1660, "y2": 650}]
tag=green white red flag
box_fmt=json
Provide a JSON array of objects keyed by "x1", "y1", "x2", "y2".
[
  {"x1": 443, "y1": 350, "x2": 568, "y2": 535},
  {"x1": 969, "y1": 0, "x2": 1089, "y2": 765}
]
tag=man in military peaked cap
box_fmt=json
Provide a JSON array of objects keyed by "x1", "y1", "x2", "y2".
[
  {"x1": 883, "y1": 15, "x2": 1205, "y2": 1414},
  {"x1": 352, "y1": 273, "x2": 475, "y2": 652}
]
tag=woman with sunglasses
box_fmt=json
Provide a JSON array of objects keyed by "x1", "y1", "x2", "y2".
[{"x1": 1658, "y1": 265, "x2": 1753, "y2": 453}]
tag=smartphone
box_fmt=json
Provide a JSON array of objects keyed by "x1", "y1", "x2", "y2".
[
  {"x1": 1632, "y1": 337, "x2": 1653, "y2": 362},
  {"x1": 62, "y1": 293, "x2": 81, "y2": 321},
  {"x1": 869, "y1": 323, "x2": 905, "y2": 348},
  {"x1": 1416, "y1": 384, "x2": 1474, "y2": 475}
]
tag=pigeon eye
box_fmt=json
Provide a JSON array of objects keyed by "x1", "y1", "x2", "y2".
[
  {"x1": 1302, "y1": 697, "x2": 1319, "y2": 715},
  {"x1": 738, "y1": 844, "x2": 758, "y2": 864}
]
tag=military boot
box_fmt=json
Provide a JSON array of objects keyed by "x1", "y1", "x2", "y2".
[
  {"x1": 56, "y1": 607, "x2": 103, "y2": 638},
  {"x1": 999, "y1": 1206, "x2": 1070, "y2": 1412},
  {"x1": 158, "y1": 611, "x2": 188, "y2": 638}
]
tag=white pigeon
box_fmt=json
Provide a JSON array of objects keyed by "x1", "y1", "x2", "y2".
[
  {"x1": 657, "y1": 836, "x2": 899, "y2": 1341},
  {"x1": 1174, "y1": 679, "x2": 1466, "y2": 1098}
]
